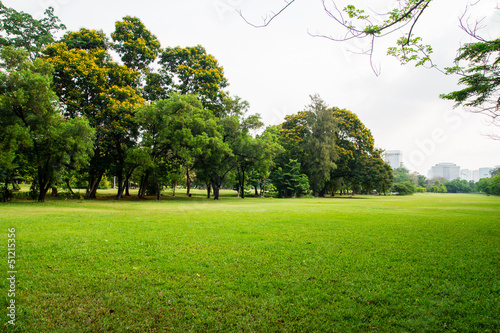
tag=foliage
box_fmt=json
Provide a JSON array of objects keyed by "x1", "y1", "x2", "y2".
[
  {"x1": 302, "y1": 95, "x2": 338, "y2": 196},
  {"x1": 391, "y1": 181, "x2": 417, "y2": 195},
  {"x1": 160, "y1": 45, "x2": 228, "y2": 116},
  {"x1": 0, "y1": 47, "x2": 94, "y2": 201},
  {"x1": 476, "y1": 175, "x2": 500, "y2": 195},
  {"x1": 270, "y1": 159, "x2": 309, "y2": 198},
  {"x1": 354, "y1": 154, "x2": 393, "y2": 194},
  {"x1": 43, "y1": 28, "x2": 144, "y2": 199},
  {"x1": 444, "y1": 179, "x2": 472, "y2": 193},
  {"x1": 440, "y1": 39, "x2": 500, "y2": 136},
  {"x1": 111, "y1": 16, "x2": 161, "y2": 71},
  {"x1": 0, "y1": 3, "x2": 65, "y2": 59},
  {"x1": 427, "y1": 181, "x2": 447, "y2": 193}
]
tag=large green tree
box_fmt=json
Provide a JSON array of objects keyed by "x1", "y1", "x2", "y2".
[
  {"x1": 303, "y1": 95, "x2": 338, "y2": 196},
  {"x1": 0, "y1": 3, "x2": 65, "y2": 59},
  {"x1": 0, "y1": 47, "x2": 94, "y2": 202},
  {"x1": 44, "y1": 28, "x2": 144, "y2": 199},
  {"x1": 138, "y1": 94, "x2": 227, "y2": 200},
  {"x1": 329, "y1": 107, "x2": 381, "y2": 194}
]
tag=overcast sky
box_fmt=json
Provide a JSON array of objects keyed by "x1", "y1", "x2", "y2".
[{"x1": 5, "y1": 0, "x2": 499, "y2": 175}]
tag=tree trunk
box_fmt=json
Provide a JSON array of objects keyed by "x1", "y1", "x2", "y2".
[
  {"x1": 186, "y1": 166, "x2": 191, "y2": 197},
  {"x1": 172, "y1": 182, "x2": 176, "y2": 197},
  {"x1": 116, "y1": 171, "x2": 125, "y2": 200},
  {"x1": 125, "y1": 180, "x2": 130, "y2": 196},
  {"x1": 51, "y1": 187, "x2": 58, "y2": 197},
  {"x1": 212, "y1": 180, "x2": 220, "y2": 200},
  {"x1": 65, "y1": 179, "x2": 75, "y2": 195},
  {"x1": 206, "y1": 183, "x2": 211, "y2": 199},
  {"x1": 152, "y1": 168, "x2": 161, "y2": 201},
  {"x1": 138, "y1": 170, "x2": 150, "y2": 199},
  {"x1": 86, "y1": 172, "x2": 103, "y2": 199},
  {"x1": 37, "y1": 178, "x2": 50, "y2": 202},
  {"x1": 254, "y1": 183, "x2": 259, "y2": 196},
  {"x1": 37, "y1": 164, "x2": 52, "y2": 202},
  {"x1": 240, "y1": 168, "x2": 245, "y2": 199}
]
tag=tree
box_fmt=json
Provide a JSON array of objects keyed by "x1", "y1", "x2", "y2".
[
  {"x1": 270, "y1": 159, "x2": 309, "y2": 198},
  {"x1": 444, "y1": 179, "x2": 472, "y2": 193},
  {"x1": 354, "y1": 154, "x2": 393, "y2": 194},
  {"x1": 440, "y1": 38, "x2": 500, "y2": 139},
  {"x1": 111, "y1": 16, "x2": 161, "y2": 71},
  {"x1": 0, "y1": 3, "x2": 65, "y2": 59},
  {"x1": 138, "y1": 94, "x2": 227, "y2": 200},
  {"x1": 329, "y1": 107, "x2": 378, "y2": 194},
  {"x1": 239, "y1": 0, "x2": 436, "y2": 73},
  {"x1": 303, "y1": 95, "x2": 338, "y2": 196},
  {"x1": 0, "y1": 47, "x2": 94, "y2": 202},
  {"x1": 391, "y1": 181, "x2": 417, "y2": 196},
  {"x1": 159, "y1": 45, "x2": 229, "y2": 116},
  {"x1": 233, "y1": 120, "x2": 282, "y2": 198},
  {"x1": 44, "y1": 28, "x2": 144, "y2": 199},
  {"x1": 275, "y1": 110, "x2": 309, "y2": 170},
  {"x1": 240, "y1": 1, "x2": 499, "y2": 134},
  {"x1": 428, "y1": 181, "x2": 447, "y2": 193}
]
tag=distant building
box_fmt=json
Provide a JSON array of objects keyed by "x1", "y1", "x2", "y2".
[
  {"x1": 428, "y1": 163, "x2": 460, "y2": 181},
  {"x1": 473, "y1": 170, "x2": 480, "y2": 182},
  {"x1": 384, "y1": 150, "x2": 403, "y2": 169},
  {"x1": 460, "y1": 169, "x2": 472, "y2": 182},
  {"x1": 478, "y1": 168, "x2": 493, "y2": 180}
]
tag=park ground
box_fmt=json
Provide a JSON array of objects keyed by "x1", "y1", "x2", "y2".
[{"x1": 1, "y1": 192, "x2": 499, "y2": 332}]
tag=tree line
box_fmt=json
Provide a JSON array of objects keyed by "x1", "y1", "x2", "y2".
[
  {"x1": 391, "y1": 167, "x2": 500, "y2": 195},
  {"x1": 0, "y1": 3, "x2": 395, "y2": 202}
]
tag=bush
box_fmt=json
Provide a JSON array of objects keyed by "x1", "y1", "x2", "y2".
[
  {"x1": 391, "y1": 181, "x2": 416, "y2": 195},
  {"x1": 270, "y1": 159, "x2": 310, "y2": 198},
  {"x1": 444, "y1": 179, "x2": 472, "y2": 193}
]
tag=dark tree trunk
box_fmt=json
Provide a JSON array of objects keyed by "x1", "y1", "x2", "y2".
[
  {"x1": 212, "y1": 180, "x2": 220, "y2": 200},
  {"x1": 125, "y1": 180, "x2": 130, "y2": 196},
  {"x1": 116, "y1": 172, "x2": 124, "y2": 200},
  {"x1": 66, "y1": 179, "x2": 75, "y2": 195},
  {"x1": 240, "y1": 168, "x2": 245, "y2": 199},
  {"x1": 51, "y1": 187, "x2": 58, "y2": 197},
  {"x1": 37, "y1": 179, "x2": 50, "y2": 202},
  {"x1": 138, "y1": 170, "x2": 150, "y2": 199},
  {"x1": 86, "y1": 172, "x2": 103, "y2": 199},
  {"x1": 152, "y1": 168, "x2": 161, "y2": 201},
  {"x1": 37, "y1": 163, "x2": 52, "y2": 202},
  {"x1": 172, "y1": 182, "x2": 176, "y2": 197},
  {"x1": 186, "y1": 166, "x2": 191, "y2": 197},
  {"x1": 206, "y1": 183, "x2": 211, "y2": 199}
]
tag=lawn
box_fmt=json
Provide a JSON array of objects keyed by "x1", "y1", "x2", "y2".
[{"x1": 1, "y1": 193, "x2": 499, "y2": 332}]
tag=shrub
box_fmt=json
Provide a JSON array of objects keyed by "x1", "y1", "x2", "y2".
[{"x1": 391, "y1": 181, "x2": 416, "y2": 195}]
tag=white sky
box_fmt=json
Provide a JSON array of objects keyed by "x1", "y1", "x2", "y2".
[{"x1": 5, "y1": 0, "x2": 499, "y2": 175}]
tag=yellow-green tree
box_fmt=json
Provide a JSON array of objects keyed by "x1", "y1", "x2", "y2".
[
  {"x1": 111, "y1": 16, "x2": 161, "y2": 71},
  {"x1": 43, "y1": 28, "x2": 144, "y2": 199},
  {"x1": 160, "y1": 45, "x2": 229, "y2": 116}
]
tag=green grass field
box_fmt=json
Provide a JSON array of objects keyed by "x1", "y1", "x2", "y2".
[{"x1": 1, "y1": 193, "x2": 499, "y2": 332}]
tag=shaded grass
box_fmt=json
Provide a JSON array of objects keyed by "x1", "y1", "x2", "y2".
[{"x1": 1, "y1": 193, "x2": 499, "y2": 332}]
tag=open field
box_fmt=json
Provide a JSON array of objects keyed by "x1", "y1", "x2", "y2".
[{"x1": 1, "y1": 193, "x2": 499, "y2": 332}]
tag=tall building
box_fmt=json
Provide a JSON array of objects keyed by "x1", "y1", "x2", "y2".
[
  {"x1": 384, "y1": 150, "x2": 403, "y2": 169},
  {"x1": 460, "y1": 169, "x2": 472, "y2": 182},
  {"x1": 428, "y1": 163, "x2": 460, "y2": 181},
  {"x1": 478, "y1": 168, "x2": 493, "y2": 180}
]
